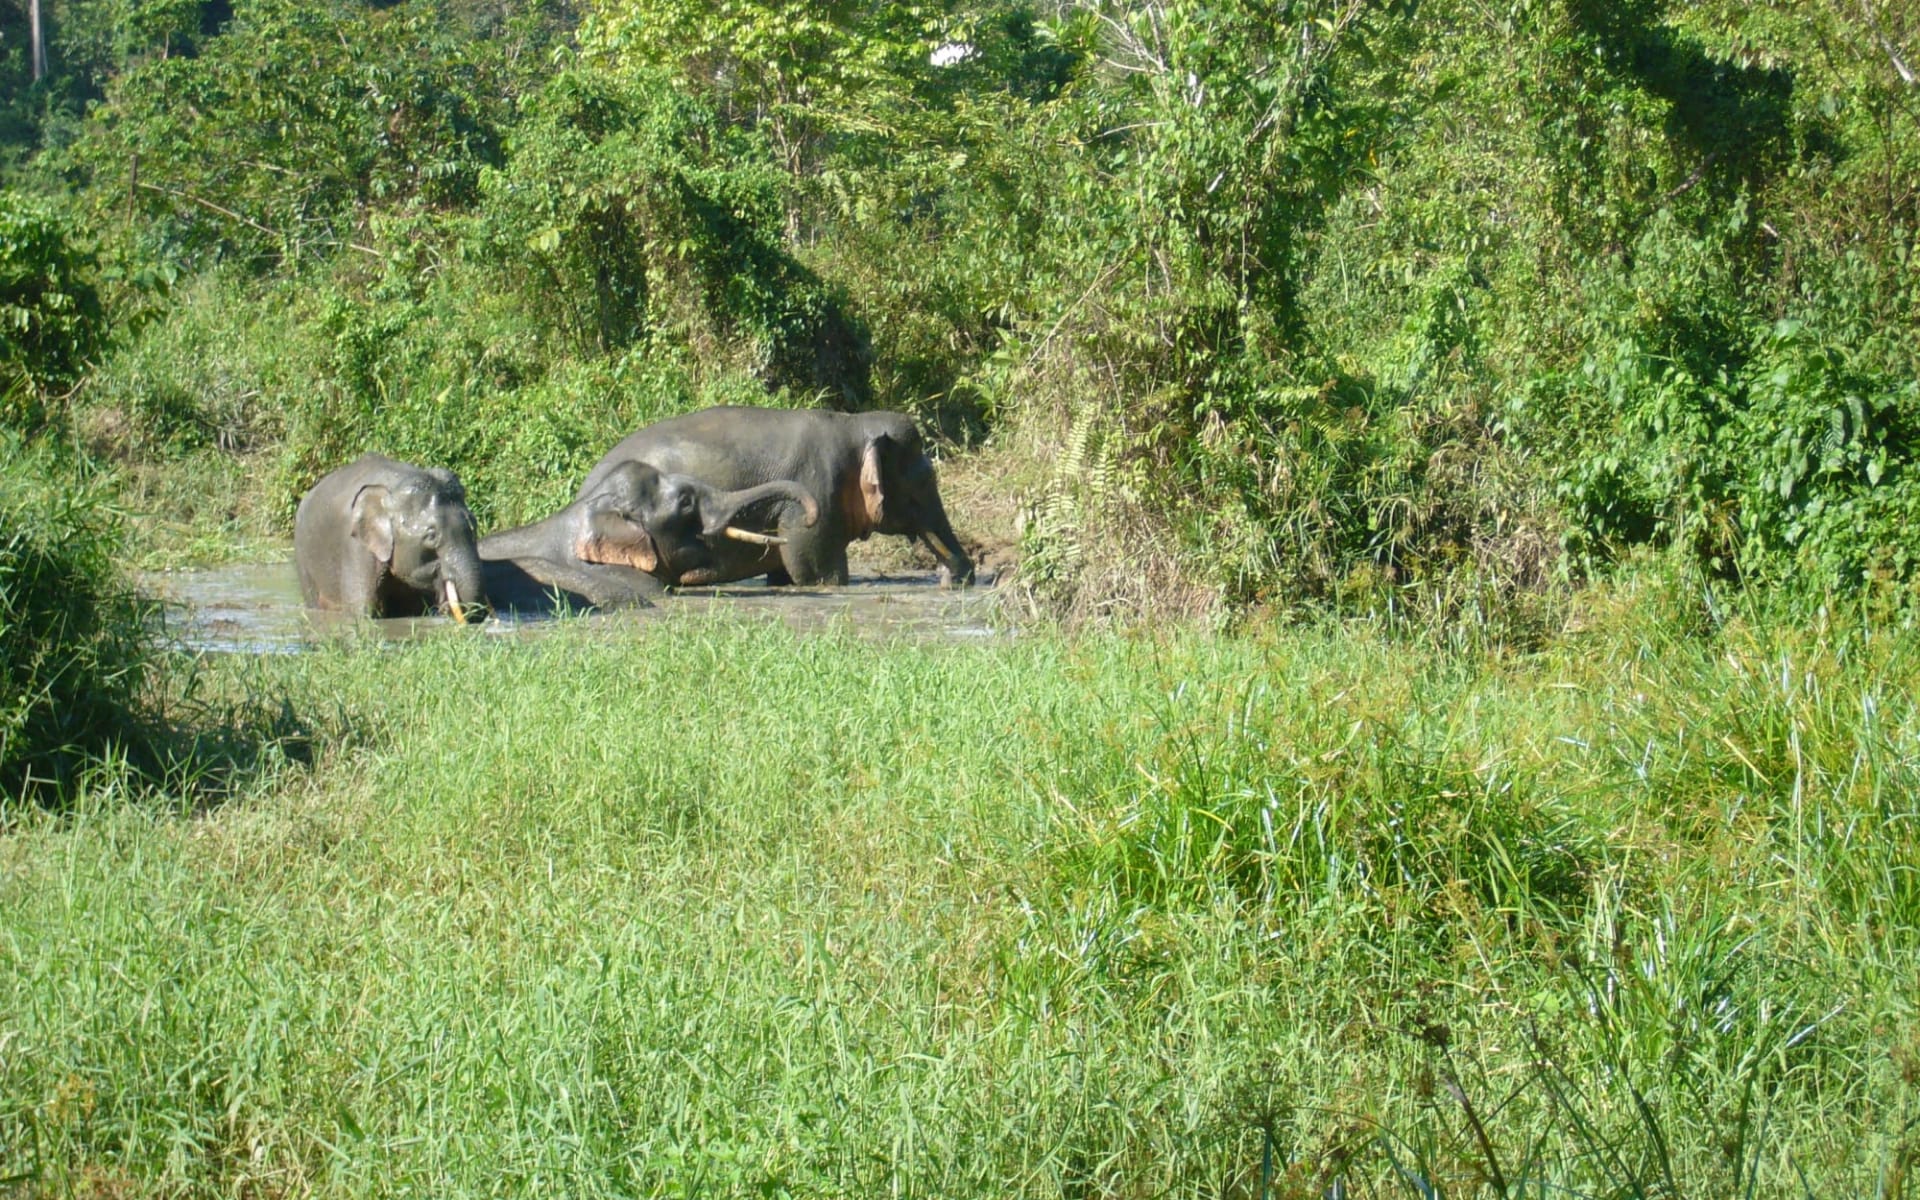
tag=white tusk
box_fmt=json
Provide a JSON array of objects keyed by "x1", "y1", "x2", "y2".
[
  {"x1": 723, "y1": 526, "x2": 787, "y2": 546},
  {"x1": 445, "y1": 579, "x2": 470, "y2": 625}
]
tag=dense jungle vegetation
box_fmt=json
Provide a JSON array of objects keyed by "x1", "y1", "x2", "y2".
[
  {"x1": 0, "y1": 0, "x2": 1910, "y2": 619},
  {"x1": 4, "y1": 0, "x2": 1920, "y2": 1195}
]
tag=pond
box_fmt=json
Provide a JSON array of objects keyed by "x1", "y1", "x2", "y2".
[{"x1": 141, "y1": 560, "x2": 1011, "y2": 653}]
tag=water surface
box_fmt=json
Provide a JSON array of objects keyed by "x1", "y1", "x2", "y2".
[{"x1": 143, "y1": 561, "x2": 1009, "y2": 653}]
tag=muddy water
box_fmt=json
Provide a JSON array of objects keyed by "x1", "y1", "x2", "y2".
[{"x1": 142, "y1": 561, "x2": 1010, "y2": 654}]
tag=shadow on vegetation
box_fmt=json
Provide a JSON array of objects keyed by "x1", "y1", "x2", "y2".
[
  {"x1": 119, "y1": 664, "x2": 321, "y2": 815},
  {"x1": 1569, "y1": 0, "x2": 1795, "y2": 194},
  {"x1": 1197, "y1": 995, "x2": 1835, "y2": 1199},
  {"x1": 6, "y1": 651, "x2": 325, "y2": 818}
]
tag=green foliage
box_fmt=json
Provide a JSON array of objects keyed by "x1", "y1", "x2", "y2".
[
  {"x1": 6, "y1": 0, "x2": 1916, "y2": 620},
  {"x1": 1732, "y1": 318, "x2": 1920, "y2": 588},
  {"x1": 1050, "y1": 667, "x2": 1595, "y2": 923},
  {"x1": 270, "y1": 272, "x2": 643, "y2": 531},
  {"x1": 474, "y1": 66, "x2": 871, "y2": 401},
  {"x1": 67, "y1": 0, "x2": 527, "y2": 270},
  {"x1": 0, "y1": 189, "x2": 103, "y2": 429},
  {"x1": 83, "y1": 268, "x2": 308, "y2": 459},
  {"x1": 581, "y1": 0, "x2": 940, "y2": 180},
  {"x1": 0, "y1": 438, "x2": 152, "y2": 798}
]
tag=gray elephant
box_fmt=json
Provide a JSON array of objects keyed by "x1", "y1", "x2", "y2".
[
  {"x1": 478, "y1": 459, "x2": 818, "y2": 611},
  {"x1": 294, "y1": 453, "x2": 486, "y2": 621},
  {"x1": 577, "y1": 407, "x2": 972, "y2": 587},
  {"x1": 479, "y1": 556, "x2": 661, "y2": 614}
]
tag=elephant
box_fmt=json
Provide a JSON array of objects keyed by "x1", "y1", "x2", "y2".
[
  {"x1": 294, "y1": 453, "x2": 486, "y2": 622},
  {"x1": 479, "y1": 556, "x2": 662, "y2": 614},
  {"x1": 576, "y1": 407, "x2": 973, "y2": 587},
  {"x1": 477, "y1": 459, "x2": 819, "y2": 610}
]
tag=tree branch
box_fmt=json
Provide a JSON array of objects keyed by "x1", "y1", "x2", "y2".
[
  {"x1": 137, "y1": 181, "x2": 281, "y2": 241},
  {"x1": 1859, "y1": 0, "x2": 1917, "y2": 85}
]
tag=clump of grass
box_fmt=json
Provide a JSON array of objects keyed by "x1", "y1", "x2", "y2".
[
  {"x1": 0, "y1": 438, "x2": 156, "y2": 799},
  {"x1": 0, "y1": 437, "x2": 318, "y2": 802}
]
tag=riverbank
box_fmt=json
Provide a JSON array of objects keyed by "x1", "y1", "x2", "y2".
[{"x1": 4, "y1": 591, "x2": 1915, "y2": 1196}]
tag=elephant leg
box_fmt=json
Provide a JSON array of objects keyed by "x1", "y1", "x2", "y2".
[
  {"x1": 341, "y1": 560, "x2": 384, "y2": 618},
  {"x1": 780, "y1": 538, "x2": 849, "y2": 586}
]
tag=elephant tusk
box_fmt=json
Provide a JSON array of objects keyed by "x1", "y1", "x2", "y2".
[
  {"x1": 921, "y1": 530, "x2": 959, "y2": 564},
  {"x1": 445, "y1": 579, "x2": 471, "y2": 625},
  {"x1": 722, "y1": 526, "x2": 787, "y2": 546}
]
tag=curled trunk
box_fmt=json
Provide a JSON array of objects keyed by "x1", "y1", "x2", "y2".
[{"x1": 704, "y1": 479, "x2": 819, "y2": 540}]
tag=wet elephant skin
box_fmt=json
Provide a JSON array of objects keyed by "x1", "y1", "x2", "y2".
[
  {"x1": 578, "y1": 407, "x2": 973, "y2": 587},
  {"x1": 479, "y1": 459, "x2": 817, "y2": 610},
  {"x1": 294, "y1": 453, "x2": 485, "y2": 621}
]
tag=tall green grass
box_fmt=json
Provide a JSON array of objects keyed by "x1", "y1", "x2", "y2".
[
  {"x1": 1, "y1": 438, "x2": 311, "y2": 802},
  {"x1": 0, "y1": 440, "x2": 153, "y2": 798},
  {"x1": 2, "y1": 600, "x2": 1916, "y2": 1195}
]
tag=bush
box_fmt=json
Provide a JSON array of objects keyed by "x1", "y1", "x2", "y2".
[
  {"x1": 0, "y1": 190, "x2": 103, "y2": 431},
  {"x1": 1731, "y1": 319, "x2": 1920, "y2": 590},
  {"x1": 66, "y1": 0, "x2": 519, "y2": 272},
  {"x1": 83, "y1": 269, "x2": 314, "y2": 461},
  {"x1": 0, "y1": 438, "x2": 154, "y2": 799},
  {"x1": 473, "y1": 67, "x2": 871, "y2": 403}
]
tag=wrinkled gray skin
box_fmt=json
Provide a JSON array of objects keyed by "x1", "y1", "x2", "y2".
[
  {"x1": 294, "y1": 453, "x2": 486, "y2": 620},
  {"x1": 479, "y1": 556, "x2": 661, "y2": 614},
  {"x1": 478, "y1": 460, "x2": 818, "y2": 611},
  {"x1": 578, "y1": 407, "x2": 973, "y2": 587}
]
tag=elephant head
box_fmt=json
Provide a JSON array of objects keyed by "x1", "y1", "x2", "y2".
[
  {"x1": 847, "y1": 416, "x2": 974, "y2": 584},
  {"x1": 349, "y1": 468, "x2": 486, "y2": 621},
  {"x1": 576, "y1": 461, "x2": 819, "y2": 583},
  {"x1": 296, "y1": 454, "x2": 488, "y2": 620}
]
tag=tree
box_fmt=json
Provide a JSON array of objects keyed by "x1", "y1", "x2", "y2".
[{"x1": 28, "y1": 0, "x2": 44, "y2": 81}]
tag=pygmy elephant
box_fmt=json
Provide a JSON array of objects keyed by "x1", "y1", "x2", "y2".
[
  {"x1": 478, "y1": 555, "x2": 661, "y2": 614},
  {"x1": 577, "y1": 407, "x2": 972, "y2": 587},
  {"x1": 478, "y1": 459, "x2": 818, "y2": 610},
  {"x1": 294, "y1": 453, "x2": 486, "y2": 621}
]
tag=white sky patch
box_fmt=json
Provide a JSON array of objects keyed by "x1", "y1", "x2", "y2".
[{"x1": 931, "y1": 42, "x2": 977, "y2": 67}]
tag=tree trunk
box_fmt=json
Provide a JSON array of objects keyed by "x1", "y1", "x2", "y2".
[{"x1": 29, "y1": 0, "x2": 46, "y2": 81}]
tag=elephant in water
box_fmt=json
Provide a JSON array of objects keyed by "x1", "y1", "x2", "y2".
[
  {"x1": 576, "y1": 407, "x2": 973, "y2": 587},
  {"x1": 478, "y1": 459, "x2": 818, "y2": 612},
  {"x1": 294, "y1": 453, "x2": 485, "y2": 622},
  {"x1": 478, "y1": 555, "x2": 662, "y2": 614}
]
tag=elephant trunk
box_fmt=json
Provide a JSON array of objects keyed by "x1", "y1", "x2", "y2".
[
  {"x1": 918, "y1": 504, "x2": 974, "y2": 587},
  {"x1": 477, "y1": 513, "x2": 562, "y2": 565},
  {"x1": 703, "y1": 479, "x2": 819, "y2": 541},
  {"x1": 440, "y1": 546, "x2": 488, "y2": 623}
]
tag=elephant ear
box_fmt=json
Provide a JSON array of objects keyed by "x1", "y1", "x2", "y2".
[
  {"x1": 577, "y1": 510, "x2": 658, "y2": 574},
  {"x1": 858, "y1": 433, "x2": 893, "y2": 533},
  {"x1": 350, "y1": 484, "x2": 395, "y2": 565}
]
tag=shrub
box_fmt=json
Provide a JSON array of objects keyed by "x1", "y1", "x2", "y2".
[
  {"x1": 473, "y1": 67, "x2": 871, "y2": 404},
  {"x1": 66, "y1": 0, "x2": 518, "y2": 272},
  {"x1": 1731, "y1": 319, "x2": 1920, "y2": 590},
  {"x1": 0, "y1": 190, "x2": 103, "y2": 431}
]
